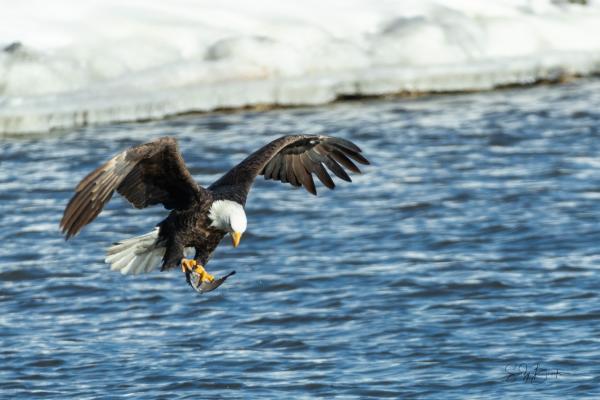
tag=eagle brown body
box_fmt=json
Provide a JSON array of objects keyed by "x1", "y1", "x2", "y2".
[
  {"x1": 156, "y1": 198, "x2": 223, "y2": 270},
  {"x1": 60, "y1": 135, "x2": 369, "y2": 288}
]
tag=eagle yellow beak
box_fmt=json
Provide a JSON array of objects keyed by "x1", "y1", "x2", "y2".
[{"x1": 231, "y1": 231, "x2": 242, "y2": 248}]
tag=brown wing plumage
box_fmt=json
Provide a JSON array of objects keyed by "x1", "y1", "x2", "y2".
[
  {"x1": 209, "y1": 135, "x2": 369, "y2": 202},
  {"x1": 60, "y1": 137, "x2": 206, "y2": 239}
]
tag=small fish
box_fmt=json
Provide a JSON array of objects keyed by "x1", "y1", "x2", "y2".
[{"x1": 185, "y1": 269, "x2": 236, "y2": 293}]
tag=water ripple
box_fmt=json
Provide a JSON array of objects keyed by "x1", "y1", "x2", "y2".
[{"x1": 2, "y1": 79, "x2": 600, "y2": 398}]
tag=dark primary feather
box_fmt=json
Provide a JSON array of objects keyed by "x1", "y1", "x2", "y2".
[
  {"x1": 60, "y1": 137, "x2": 206, "y2": 239},
  {"x1": 209, "y1": 135, "x2": 369, "y2": 200}
]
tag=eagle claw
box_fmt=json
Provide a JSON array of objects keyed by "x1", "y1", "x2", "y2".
[{"x1": 181, "y1": 258, "x2": 214, "y2": 283}]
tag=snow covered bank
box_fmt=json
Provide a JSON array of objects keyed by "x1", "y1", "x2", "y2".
[{"x1": 2, "y1": 0, "x2": 600, "y2": 135}]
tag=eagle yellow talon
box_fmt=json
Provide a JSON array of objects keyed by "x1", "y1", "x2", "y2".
[
  {"x1": 181, "y1": 258, "x2": 214, "y2": 283},
  {"x1": 181, "y1": 258, "x2": 197, "y2": 273},
  {"x1": 196, "y1": 266, "x2": 215, "y2": 283}
]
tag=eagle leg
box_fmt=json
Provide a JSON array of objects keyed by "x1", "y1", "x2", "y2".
[{"x1": 181, "y1": 258, "x2": 214, "y2": 283}]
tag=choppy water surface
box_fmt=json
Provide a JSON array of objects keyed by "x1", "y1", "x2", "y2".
[{"x1": 2, "y1": 80, "x2": 600, "y2": 399}]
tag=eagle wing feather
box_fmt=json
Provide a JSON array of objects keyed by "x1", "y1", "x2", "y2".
[
  {"x1": 60, "y1": 137, "x2": 205, "y2": 239},
  {"x1": 209, "y1": 135, "x2": 369, "y2": 202}
]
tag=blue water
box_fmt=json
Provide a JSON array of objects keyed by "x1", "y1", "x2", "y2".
[{"x1": 2, "y1": 79, "x2": 600, "y2": 399}]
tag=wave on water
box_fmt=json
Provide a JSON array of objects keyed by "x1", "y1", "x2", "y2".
[{"x1": 2, "y1": 0, "x2": 600, "y2": 135}]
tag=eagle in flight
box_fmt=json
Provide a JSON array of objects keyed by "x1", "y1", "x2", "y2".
[{"x1": 60, "y1": 135, "x2": 369, "y2": 292}]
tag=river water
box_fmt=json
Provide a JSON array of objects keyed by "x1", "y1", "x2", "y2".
[{"x1": 2, "y1": 79, "x2": 600, "y2": 398}]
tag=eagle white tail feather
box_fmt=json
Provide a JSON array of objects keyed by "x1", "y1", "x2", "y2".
[{"x1": 105, "y1": 228, "x2": 165, "y2": 275}]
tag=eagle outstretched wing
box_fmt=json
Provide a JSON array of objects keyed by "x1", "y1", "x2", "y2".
[
  {"x1": 60, "y1": 137, "x2": 206, "y2": 239},
  {"x1": 209, "y1": 135, "x2": 369, "y2": 203}
]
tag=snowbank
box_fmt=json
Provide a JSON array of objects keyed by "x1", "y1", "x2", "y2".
[{"x1": 1, "y1": 0, "x2": 600, "y2": 134}]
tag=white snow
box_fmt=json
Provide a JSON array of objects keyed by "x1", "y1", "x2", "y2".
[{"x1": 1, "y1": 0, "x2": 600, "y2": 134}]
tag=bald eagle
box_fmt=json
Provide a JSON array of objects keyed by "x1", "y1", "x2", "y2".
[{"x1": 60, "y1": 135, "x2": 369, "y2": 292}]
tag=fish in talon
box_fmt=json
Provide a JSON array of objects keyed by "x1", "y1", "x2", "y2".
[{"x1": 190, "y1": 270, "x2": 236, "y2": 294}]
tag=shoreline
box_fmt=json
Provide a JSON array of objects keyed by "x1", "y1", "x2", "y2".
[{"x1": 1, "y1": 69, "x2": 596, "y2": 139}]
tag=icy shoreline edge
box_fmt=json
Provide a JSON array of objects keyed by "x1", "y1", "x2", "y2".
[{"x1": 2, "y1": 50, "x2": 599, "y2": 136}]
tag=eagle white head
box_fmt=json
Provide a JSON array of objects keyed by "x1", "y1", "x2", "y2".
[{"x1": 209, "y1": 200, "x2": 247, "y2": 247}]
